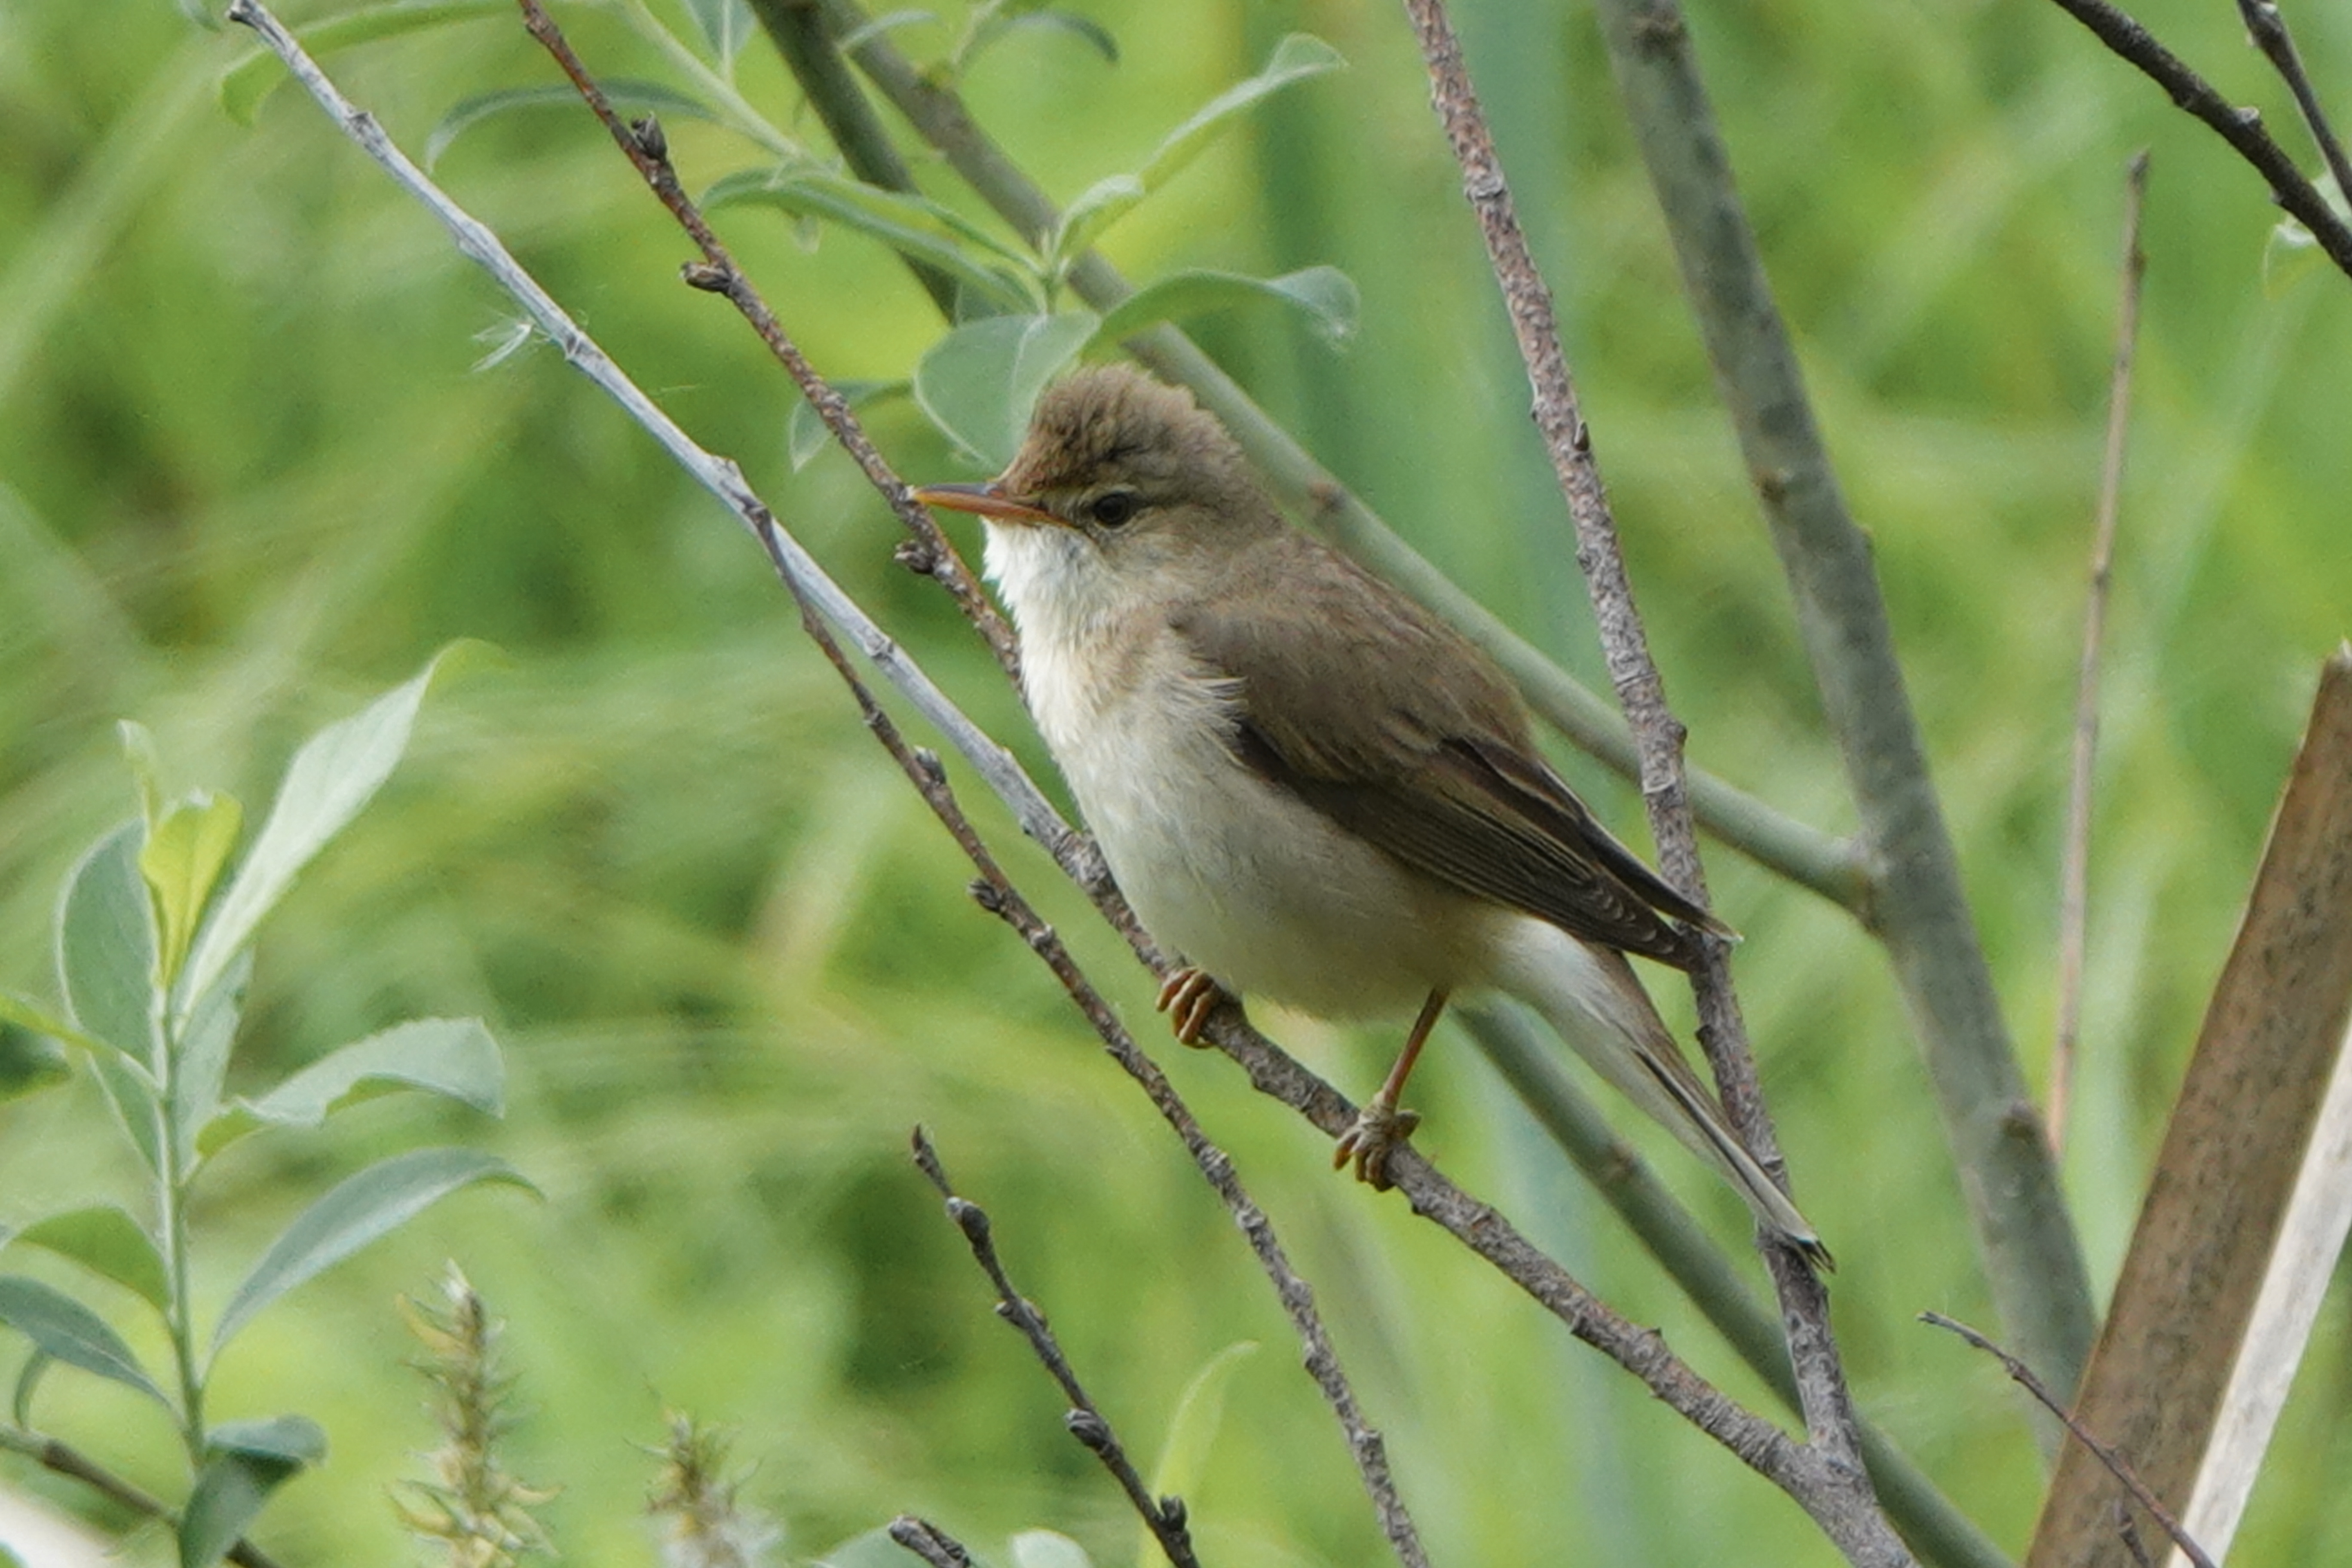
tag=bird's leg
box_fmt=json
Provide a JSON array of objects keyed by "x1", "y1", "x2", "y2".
[
  {"x1": 1156, "y1": 966, "x2": 1233, "y2": 1047},
  {"x1": 1333, "y1": 988, "x2": 1449, "y2": 1190}
]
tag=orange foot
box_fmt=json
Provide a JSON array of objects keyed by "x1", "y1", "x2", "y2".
[
  {"x1": 1155, "y1": 967, "x2": 1234, "y2": 1046},
  {"x1": 1332, "y1": 1096, "x2": 1422, "y2": 1191}
]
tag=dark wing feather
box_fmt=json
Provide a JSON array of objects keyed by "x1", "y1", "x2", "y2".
[{"x1": 1178, "y1": 533, "x2": 1724, "y2": 971}]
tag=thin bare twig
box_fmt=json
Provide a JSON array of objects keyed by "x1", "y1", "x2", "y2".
[
  {"x1": 889, "y1": 1515, "x2": 978, "y2": 1568},
  {"x1": 1393, "y1": 7, "x2": 1902, "y2": 1565},
  {"x1": 2050, "y1": 151, "x2": 2150, "y2": 1155},
  {"x1": 1921, "y1": 1313, "x2": 2218, "y2": 1568},
  {"x1": 2038, "y1": 0, "x2": 2352, "y2": 277},
  {"x1": 910, "y1": 1130, "x2": 1200, "y2": 1568},
  {"x1": 2234, "y1": 0, "x2": 2352, "y2": 211},
  {"x1": 511, "y1": 0, "x2": 1020, "y2": 683},
  {"x1": 0, "y1": 1426, "x2": 286, "y2": 1568}
]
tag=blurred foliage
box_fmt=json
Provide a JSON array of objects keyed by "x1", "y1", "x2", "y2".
[{"x1": 0, "y1": 0, "x2": 2346, "y2": 1564}]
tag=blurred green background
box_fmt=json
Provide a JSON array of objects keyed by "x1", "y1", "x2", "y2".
[{"x1": 1, "y1": 0, "x2": 2347, "y2": 1562}]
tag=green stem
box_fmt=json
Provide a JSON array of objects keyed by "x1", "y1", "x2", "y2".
[{"x1": 153, "y1": 1006, "x2": 205, "y2": 1460}]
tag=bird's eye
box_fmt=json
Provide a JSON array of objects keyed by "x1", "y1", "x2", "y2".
[{"x1": 1087, "y1": 490, "x2": 1139, "y2": 528}]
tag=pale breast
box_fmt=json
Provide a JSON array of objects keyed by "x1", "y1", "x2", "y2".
[{"x1": 989, "y1": 525, "x2": 1476, "y2": 1017}]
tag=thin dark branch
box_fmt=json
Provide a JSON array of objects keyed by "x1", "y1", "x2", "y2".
[
  {"x1": 511, "y1": 0, "x2": 1022, "y2": 683},
  {"x1": 2050, "y1": 151, "x2": 2150, "y2": 1155},
  {"x1": 910, "y1": 1130, "x2": 1200, "y2": 1568},
  {"x1": 2234, "y1": 0, "x2": 2352, "y2": 212},
  {"x1": 0, "y1": 1426, "x2": 286, "y2": 1568},
  {"x1": 1589, "y1": 0, "x2": 2096, "y2": 1401},
  {"x1": 2040, "y1": 0, "x2": 2352, "y2": 277},
  {"x1": 889, "y1": 1515, "x2": 978, "y2": 1568},
  {"x1": 1393, "y1": 7, "x2": 1902, "y2": 1565},
  {"x1": 1920, "y1": 1313, "x2": 2218, "y2": 1568}
]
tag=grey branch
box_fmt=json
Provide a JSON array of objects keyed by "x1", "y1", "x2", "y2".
[
  {"x1": 888, "y1": 1516, "x2": 977, "y2": 1568},
  {"x1": 2050, "y1": 152, "x2": 2150, "y2": 1154},
  {"x1": 1587, "y1": 0, "x2": 2096, "y2": 1400},
  {"x1": 2233, "y1": 0, "x2": 2352, "y2": 211},
  {"x1": 0, "y1": 1426, "x2": 285, "y2": 1568}
]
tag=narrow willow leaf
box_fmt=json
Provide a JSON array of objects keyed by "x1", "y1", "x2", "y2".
[
  {"x1": 1011, "y1": 1531, "x2": 1095, "y2": 1568},
  {"x1": 913, "y1": 312, "x2": 1099, "y2": 470},
  {"x1": 181, "y1": 1447, "x2": 306, "y2": 1568},
  {"x1": 118, "y1": 720, "x2": 163, "y2": 825},
  {"x1": 426, "y1": 80, "x2": 719, "y2": 170},
  {"x1": 211, "y1": 1413, "x2": 328, "y2": 1465},
  {"x1": 1090, "y1": 266, "x2": 1359, "y2": 349},
  {"x1": 212, "y1": 1148, "x2": 533, "y2": 1353},
  {"x1": 217, "y1": 0, "x2": 508, "y2": 126},
  {"x1": 787, "y1": 379, "x2": 910, "y2": 471},
  {"x1": 180, "y1": 647, "x2": 469, "y2": 1014},
  {"x1": 1051, "y1": 34, "x2": 1344, "y2": 263},
  {"x1": 835, "y1": 8, "x2": 937, "y2": 52},
  {"x1": 0, "y1": 1021, "x2": 69, "y2": 1102},
  {"x1": 964, "y1": 6, "x2": 1118, "y2": 68},
  {"x1": 1144, "y1": 1340, "x2": 1259, "y2": 1523},
  {"x1": 679, "y1": 0, "x2": 754, "y2": 67},
  {"x1": 12, "y1": 1206, "x2": 170, "y2": 1315},
  {"x1": 0, "y1": 1275, "x2": 168, "y2": 1406},
  {"x1": 200, "y1": 1017, "x2": 504, "y2": 1157},
  {"x1": 58, "y1": 821, "x2": 159, "y2": 1066},
  {"x1": 12, "y1": 1350, "x2": 51, "y2": 1427},
  {"x1": 704, "y1": 168, "x2": 1040, "y2": 310},
  {"x1": 0, "y1": 995, "x2": 116, "y2": 1069},
  {"x1": 174, "y1": 950, "x2": 253, "y2": 1171},
  {"x1": 140, "y1": 790, "x2": 244, "y2": 993}
]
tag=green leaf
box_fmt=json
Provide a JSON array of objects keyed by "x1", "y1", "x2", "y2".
[
  {"x1": 788, "y1": 379, "x2": 910, "y2": 471},
  {"x1": 1050, "y1": 33, "x2": 1344, "y2": 263},
  {"x1": 1091, "y1": 265, "x2": 1358, "y2": 349},
  {"x1": 913, "y1": 312, "x2": 1100, "y2": 469},
  {"x1": 0, "y1": 1274, "x2": 168, "y2": 1407},
  {"x1": 12, "y1": 1351, "x2": 51, "y2": 1427},
  {"x1": 210, "y1": 1413, "x2": 328, "y2": 1466},
  {"x1": 680, "y1": 0, "x2": 754, "y2": 67},
  {"x1": 1011, "y1": 1531, "x2": 1095, "y2": 1568},
  {"x1": 0, "y1": 1020, "x2": 69, "y2": 1102},
  {"x1": 218, "y1": 0, "x2": 508, "y2": 126},
  {"x1": 141, "y1": 790, "x2": 244, "y2": 994},
  {"x1": 704, "y1": 167, "x2": 1040, "y2": 311},
  {"x1": 965, "y1": 7, "x2": 1118, "y2": 67},
  {"x1": 1141, "y1": 1338, "x2": 1258, "y2": 1565},
  {"x1": 835, "y1": 9, "x2": 937, "y2": 53},
  {"x1": 58, "y1": 821, "x2": 159, "y2": 1066},
  {"x1": 426, "y1": 80, "x2": 720, "y2": 170},
  {"x1": 180, "y1": 648, "x2": 469, "y2": 1015},
  {"x1": 181, "y1": 1445, "x2": 307, "y2": 1568},
  {"x1": 11, "y1": 1207, "x2": 169, "y2": 1314},
  {"x1": 175, "y1": 951, "x2": 253, "y2": 1171},
  {"x1": 0, "y1": 992, "x2": 120, "y2": 1064},
  {"x1": 212, "y1": 1147, "x2": 534, "y2": 1353},
  {"x1": 200, "y1": 1017, "x2": 505, "y2": 1157},
  {"x1": 119, "y1": 719, "x2": 163, "y2": 825}
]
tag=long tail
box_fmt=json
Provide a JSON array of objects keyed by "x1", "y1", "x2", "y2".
[{"x1": 1485, "y1": 916, "x2": 1832, "y2": 1270}]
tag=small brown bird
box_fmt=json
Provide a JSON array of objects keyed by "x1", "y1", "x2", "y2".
[{"x1": 918, "y1": 365, "x2": 1825, "y2": 1265}]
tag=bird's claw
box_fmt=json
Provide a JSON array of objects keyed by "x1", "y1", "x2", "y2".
[
  {"x1": 1156, "y1": 967, "x2": 1230, "y2": 1046},
  {"x1": 1332, "y1": 1097, "x2": 1422, "y2": 1190}
]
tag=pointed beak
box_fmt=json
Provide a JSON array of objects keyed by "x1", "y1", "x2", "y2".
[{"x1": 911, "y1": 482, "x2": 1060, "y2": 526}]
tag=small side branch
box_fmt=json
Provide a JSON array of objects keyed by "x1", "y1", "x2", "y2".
[
  {"x1": 0, "y1": 1426, "x2": 286, "y2": 1568},
  {"x1": 1921, "y1": 1314, "x2": 2216, "y2": 1568},
  {"x1": 2234, "y1": 0, "x2": 2352, "y2": 211},
  {"x1": 2049, "y1": 151, "x2": 2150, "y2": 1154},
  {"x1": 2039, "y1": 0, "x2": 2352, "y2": 278},
  {"x1": 911, "y1": 1130, "x2": 1200, "y2": 1568}
]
